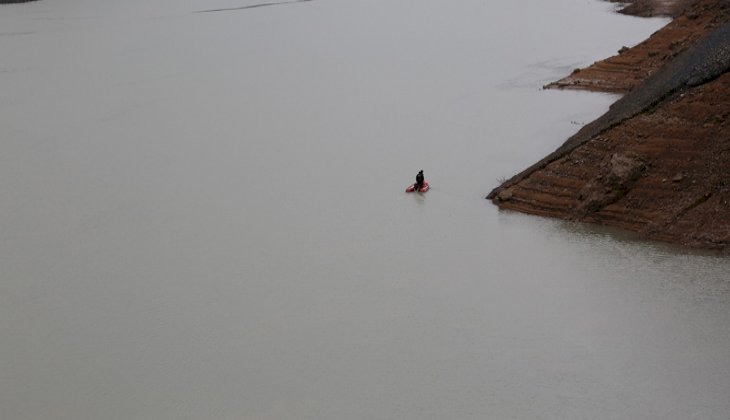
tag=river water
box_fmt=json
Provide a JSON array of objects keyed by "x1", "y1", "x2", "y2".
[{"x1": 2, "y1": 0, "x2": 730, "y2": 419}]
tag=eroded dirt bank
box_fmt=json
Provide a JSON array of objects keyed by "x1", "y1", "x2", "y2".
[
  {"x1": 547, "y1": 0, "x2": 730, "y2": 92},
  {"x1": 489, "y1": 0, "x2": 730, "y2": 249}
]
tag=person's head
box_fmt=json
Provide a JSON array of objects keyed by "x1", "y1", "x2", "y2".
[{"x1": 419, "y1": 170, "x2": 423, "y2": 174}]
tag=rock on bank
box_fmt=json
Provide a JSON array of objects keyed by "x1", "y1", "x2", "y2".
[{"x1": 488, "y1": 0, "x2": 730, "y2": 249}]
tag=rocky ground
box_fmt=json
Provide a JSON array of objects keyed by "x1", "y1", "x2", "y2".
[{"x1": 489, "y1": 0, "x2": 730, "y2": 249}]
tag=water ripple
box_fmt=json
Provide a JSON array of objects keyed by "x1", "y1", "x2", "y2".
[{"x1": 196, "y1": 0, "x2": 313, "y2": 13}]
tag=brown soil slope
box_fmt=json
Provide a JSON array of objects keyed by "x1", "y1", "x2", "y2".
[
  {"x1": 546, "y1": 0, "x2": 730, "y2": 93},
  {"x1": 489, "y1": 2, "x2": 730, "y2": 249},
  {"x1": 493, "y1": 73, "x2": 730, "y2": 248}
]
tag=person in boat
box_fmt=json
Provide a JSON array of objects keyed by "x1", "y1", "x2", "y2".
[{"x1": 415, "y1": 170, "x2": 425, "y2": 191}]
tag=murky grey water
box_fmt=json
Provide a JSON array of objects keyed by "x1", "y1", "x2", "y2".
[{"x1": 2, "y1": 0, "x2": 730, "y2": 419}]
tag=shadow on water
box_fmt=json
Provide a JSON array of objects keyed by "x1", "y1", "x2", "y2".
[
  {"x1": 497, "y1": 207, "x2": 730, "y2": 304},
  {"x1": 196, "y1": 0, "x2": 313, "y2": 13},
  {"x1": 556, "y1": 219, "x2": 730, "y2": 302},
  {"x1": 496, "y1": 207, "x2": 729, "y2": 258},
  {"x1": 558, "y1": 219, "x2": 729, "y2": 258}
]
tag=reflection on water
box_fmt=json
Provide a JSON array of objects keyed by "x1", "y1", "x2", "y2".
[{"x1": 2, "y1": 0, "x2": 729, "y2": 419}]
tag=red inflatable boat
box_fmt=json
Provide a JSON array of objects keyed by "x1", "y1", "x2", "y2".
[{"x1": 405, "y1": 181, "x2": 430, "y2": 193}]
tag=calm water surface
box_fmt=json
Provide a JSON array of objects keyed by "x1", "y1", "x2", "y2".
[{"x1": 2, "y1": 1, "x2": 729, "y2": 419}]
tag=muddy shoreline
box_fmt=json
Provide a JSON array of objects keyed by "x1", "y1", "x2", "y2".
[{"x1": 489, "y1": 0, "x2": 730, "y2": 249}]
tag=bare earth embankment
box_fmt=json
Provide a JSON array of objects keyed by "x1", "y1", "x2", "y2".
[{"x1": 488, "y1": 0, "x2": 730, "y2": 249}]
